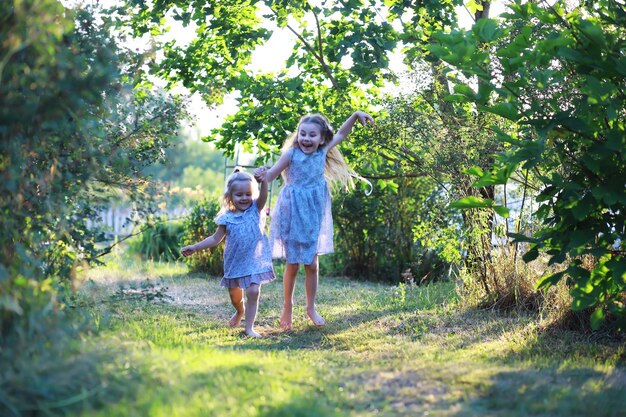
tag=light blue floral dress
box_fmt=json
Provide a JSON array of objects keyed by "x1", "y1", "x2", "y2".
[
  {"x1": 215, "y1": 200, "x2": 275, "y2": 288},
  {"x1": 270, "y1": 147, "x2": 333, "y2": 265}
]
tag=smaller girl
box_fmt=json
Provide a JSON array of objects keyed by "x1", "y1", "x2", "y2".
[{"x1": 181, "y1": 168, "x2": 274, "y2": 338}]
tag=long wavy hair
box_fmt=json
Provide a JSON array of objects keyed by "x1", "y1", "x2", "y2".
[
  {"x1": 281, "y1": 113, "x2": 355, "y2": 190},
  {"x1": 220, "y1": 168, "x2": 257, "y2": 212}
]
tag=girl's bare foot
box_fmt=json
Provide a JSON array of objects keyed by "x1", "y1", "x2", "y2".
[
  {"x1": 307, "y1": 309, "x2": 325, "y2": 326},
  {"x1": 280, "y1": 307, "x2": 293, "y2": 330},
  {"x1": 246, "y1": 329, "x2": 261, "y2": 338},
  {"x1": 229, "y1": 310, "x2": 244, "y2": 327}
]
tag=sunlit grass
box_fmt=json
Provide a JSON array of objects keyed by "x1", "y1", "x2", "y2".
[{"x1": 67, "y1": 258, "x2": 626, "y2": 417}]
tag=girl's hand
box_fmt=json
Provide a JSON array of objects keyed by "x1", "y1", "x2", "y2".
[
  {"x1": 181, "y1": 245, "x2": 196, "y2": 257},
  {"x1": 355, "y1": 111, "x2": 375, "y2": 127},
  {"x1": 254, "y1": 167, "x2": 267, "y2": 183}
]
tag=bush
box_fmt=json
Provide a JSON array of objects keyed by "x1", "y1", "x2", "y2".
[
  {"x1": 0, "y1": 2, "x2": 186, "y2": 412},
  {"x1": 180, "y1": 197, "x2": 224, "y2": 276},
  {"x1": 430, "y1": 0, "x2": 626, "y2": 330},
  {"x1": 130, "y1": 219, "x2": 185, "y2": 261},
  {"x1": 328, "y1": 177, "x2": 450, "y2": 284}
]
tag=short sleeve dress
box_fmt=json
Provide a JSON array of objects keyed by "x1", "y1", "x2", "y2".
[
  {"x1": 215, "y1": 200, "x2": 275, "y2": 288},
  {"x1": 269, "y1": 147, "x2": 333, "y2": 265}
]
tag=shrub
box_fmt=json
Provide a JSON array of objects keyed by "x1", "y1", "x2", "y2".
[
  {"x1": 430, "y1": 0, "x2": 626, "y2": 330},
  {"x1": 0, "y1": 2, "x2": 186, "y2": 412},
  {"x1": 131, "y1": 219, "x2": 184, "y2": 261},
  {"x1": 328, "y1": 177, "x2": 450, "y2": 284},
  {"x1": 179, "y1": 197, "x2": 224, "y2": 276}
]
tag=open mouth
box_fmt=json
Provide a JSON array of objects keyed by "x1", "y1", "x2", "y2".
[{"x1": 300, "y1": 143, "x2": 314, "y2": 152}]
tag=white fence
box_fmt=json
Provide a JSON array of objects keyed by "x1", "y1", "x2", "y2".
[{"x1": 87, "y1": 206, "x2": 189, "y2": 238}]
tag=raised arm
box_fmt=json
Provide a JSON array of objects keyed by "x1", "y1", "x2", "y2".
[
  {"x1": 263, "y1": 148, "x2": 293, "y2": 183},
  {"x1": 326, "y1": 111, "x2": 374, "y2": 150},
  {"x1": 255, "y1": 172, "x2": 269, "y2": 211},
  {"x1": 181, "y1": 225, "x2": 226, "y2": 256}
]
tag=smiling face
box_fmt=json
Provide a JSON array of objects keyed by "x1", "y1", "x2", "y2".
[
  {"x1": 297, "y1": 122, "x2": 324, "y2": 154},
  {"x1": 229, "y1": 179, "x2": 254, "y2": 212}
]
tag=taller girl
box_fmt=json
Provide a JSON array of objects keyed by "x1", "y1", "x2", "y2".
[{"x1": 255, "y1": 111, "x2": 374, "y2": 330}]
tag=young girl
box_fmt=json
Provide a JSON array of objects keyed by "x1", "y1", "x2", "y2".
[
  {"x1": 255, "y1": 111, "x2": 374, "y2": 330},
  {"x1": 181, "y1": 168, "x2": 274, "y2": 338}
]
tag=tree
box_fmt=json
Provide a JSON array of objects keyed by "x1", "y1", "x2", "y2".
[
  {"x1": 118, "y1": 1, "x2": 531, "y2": 285},
  {"x1": 0, "y1": 1, "x2": 187, "y2": 409},
  {"x1": 430, "y1": 0, "x2": 626, "y2": 328},
  {"x1": 115, "y1": 0, "x2": 465, "y2": 156}
]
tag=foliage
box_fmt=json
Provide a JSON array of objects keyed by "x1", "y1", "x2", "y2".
[
  {"x1": 180, "y1": 197, "x2": 224, "y2": 275},
  {"x1": 0, "y1": 1, "x2": 187, "y2": 412},
  {"x1": 348, "y1": 80, "x2": 511, "y2": 294},
  {"x1": 0, "y1": 0, "x2": 185, "y2": 284},
  {"x1": 430, "y1": 0, "x2": 626, "y2": 329},
  {"x1": 329, "y1": 176, "x2": 449, "y2": 283},
  {"x1": 114, "y1": 0, "x2": 466, "y2": 158},
  {"x1": 144, "y1": 139, "x2": 226, "y2": 204},
  {"x1": 169, "y1": 140, "x2": 224, "y2": 175},
  {"x1": 130, "y1": 219, "x2": 185, "y2": 262}
]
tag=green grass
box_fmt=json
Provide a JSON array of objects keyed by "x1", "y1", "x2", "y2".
[{"x1": 66, "y1": 257, "x2": 626, "y2": 417}]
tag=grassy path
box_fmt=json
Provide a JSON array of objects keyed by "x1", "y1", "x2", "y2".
[{"x1": 74, "y1": 260, "x2": 626, "y2": 417}]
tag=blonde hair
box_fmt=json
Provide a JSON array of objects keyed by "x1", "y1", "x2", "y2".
[
  {"x1": 221, "y1": 168, "x2": 257, "y2": 212},
  {"x1": 282, "y1": 113, "x2": 355, "y2": 190}
]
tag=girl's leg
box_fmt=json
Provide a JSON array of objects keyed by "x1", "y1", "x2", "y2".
[
  {"x1": 304, "y1": 255, "x2": 325, "y2": 326},
  {"x1": 227, "y1": 287, "x2": 245, "y2": 327},
  {"x1": 280, "y1": 263, "x2": 299, "y2": 330},
  {"x1": 244, "y1": 284, "x2": 261, "y2": 338}
]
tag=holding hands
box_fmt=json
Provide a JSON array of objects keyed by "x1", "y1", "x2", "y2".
[
  {"x1": 254, "y1": 166, "x2": 267, "y2": 183},
  {"x1": 181, "y1": 244, "x2": 197, "y2": 257}
]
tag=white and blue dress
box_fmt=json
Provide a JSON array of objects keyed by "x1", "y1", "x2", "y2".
[
  {"x1": 270, "y1": 147, "x2": 334, "y2": 265},
  {"x1": 215, "y1": 200, "x2": 275, "y2": 288}
]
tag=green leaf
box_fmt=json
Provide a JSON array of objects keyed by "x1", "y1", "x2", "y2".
[
  {"x1": 472, "y1": 174, "x2": 499, "y2": 187},
  {"x1": 562, "y1": 117, "x2": 589, "y2": 133},
  {"x1": 568, "y1": 229, "x2": 594, "y2": 250},
  {"x1": 507, "y1": 232, "x2": 537, "y2": 243},
  {"x1": 491, "y1": 126, "x2": 520, "y2": 145},
  {"x1": 590, "y1": 307, "x2": 605, "y2": 330},
  {"x1": 493, "y1": 205, "x2": 510, "y2": 218},
  {"x1": 443, "y1": 94, "x2": 471, "y2": 103},
  {"x1": 572, "y1": 295, "x2": 597, "y2": 311},
  {"x1": 454, "y1": 83, "x2": 477, "y2": 99},
  {"x1": 523, "y1": 247, "x2": 540, "y2": 263},
  {"x1": 579, "y1": 20, "x2": 607, "y2": 49},
  {"x1": 474, "y1": 18, "x2": 502, "y2": 43},
  {"x1": 465, "y1": 166, "x2": 484, "y2": 177},
  {"x1": 536, "y1": 270, "x2": 564, "y2": 290},
  {"x1": 570, "y1": 197, "x2": 593, "y2": 220},
  {"x1": 479, "y1": 103, "x2": 521, "y2": 121},
  {"x1": 606, "y1": 258, "x2": 626, "y2": 286},
  {"x1": 466, "y1": 0, "x2": 483, "y2": 14},
  {"x1": 450, "y1": 196, "x2": 494, "y2": 209},
  {"x1": 427, "y1": 44, "x2": 450, "y2": 60}
]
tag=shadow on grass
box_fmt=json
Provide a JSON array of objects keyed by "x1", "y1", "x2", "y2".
[
  {"x1": 451, "y1": 367, "x2": 626, "y2": 417},
  {"x1": 338, "y1": 364, "x2": 626, "y2": 417},
  {"x1": 0, "y1": 332, "x2": 154, "y2": 417}
]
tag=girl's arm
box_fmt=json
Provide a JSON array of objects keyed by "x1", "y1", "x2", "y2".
[
  {"x1": 326, "y1": 111, "x2": 374, "y2": 150},
  {"x1": 262, "y1": 148, "x2": 293, "y2": 183},
  {"x1": 181, "y1": 225, "x2": 226, "y2": 256},
  {"x1": 256, "y1": 172, "x2": 269, "y2": 211}
]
